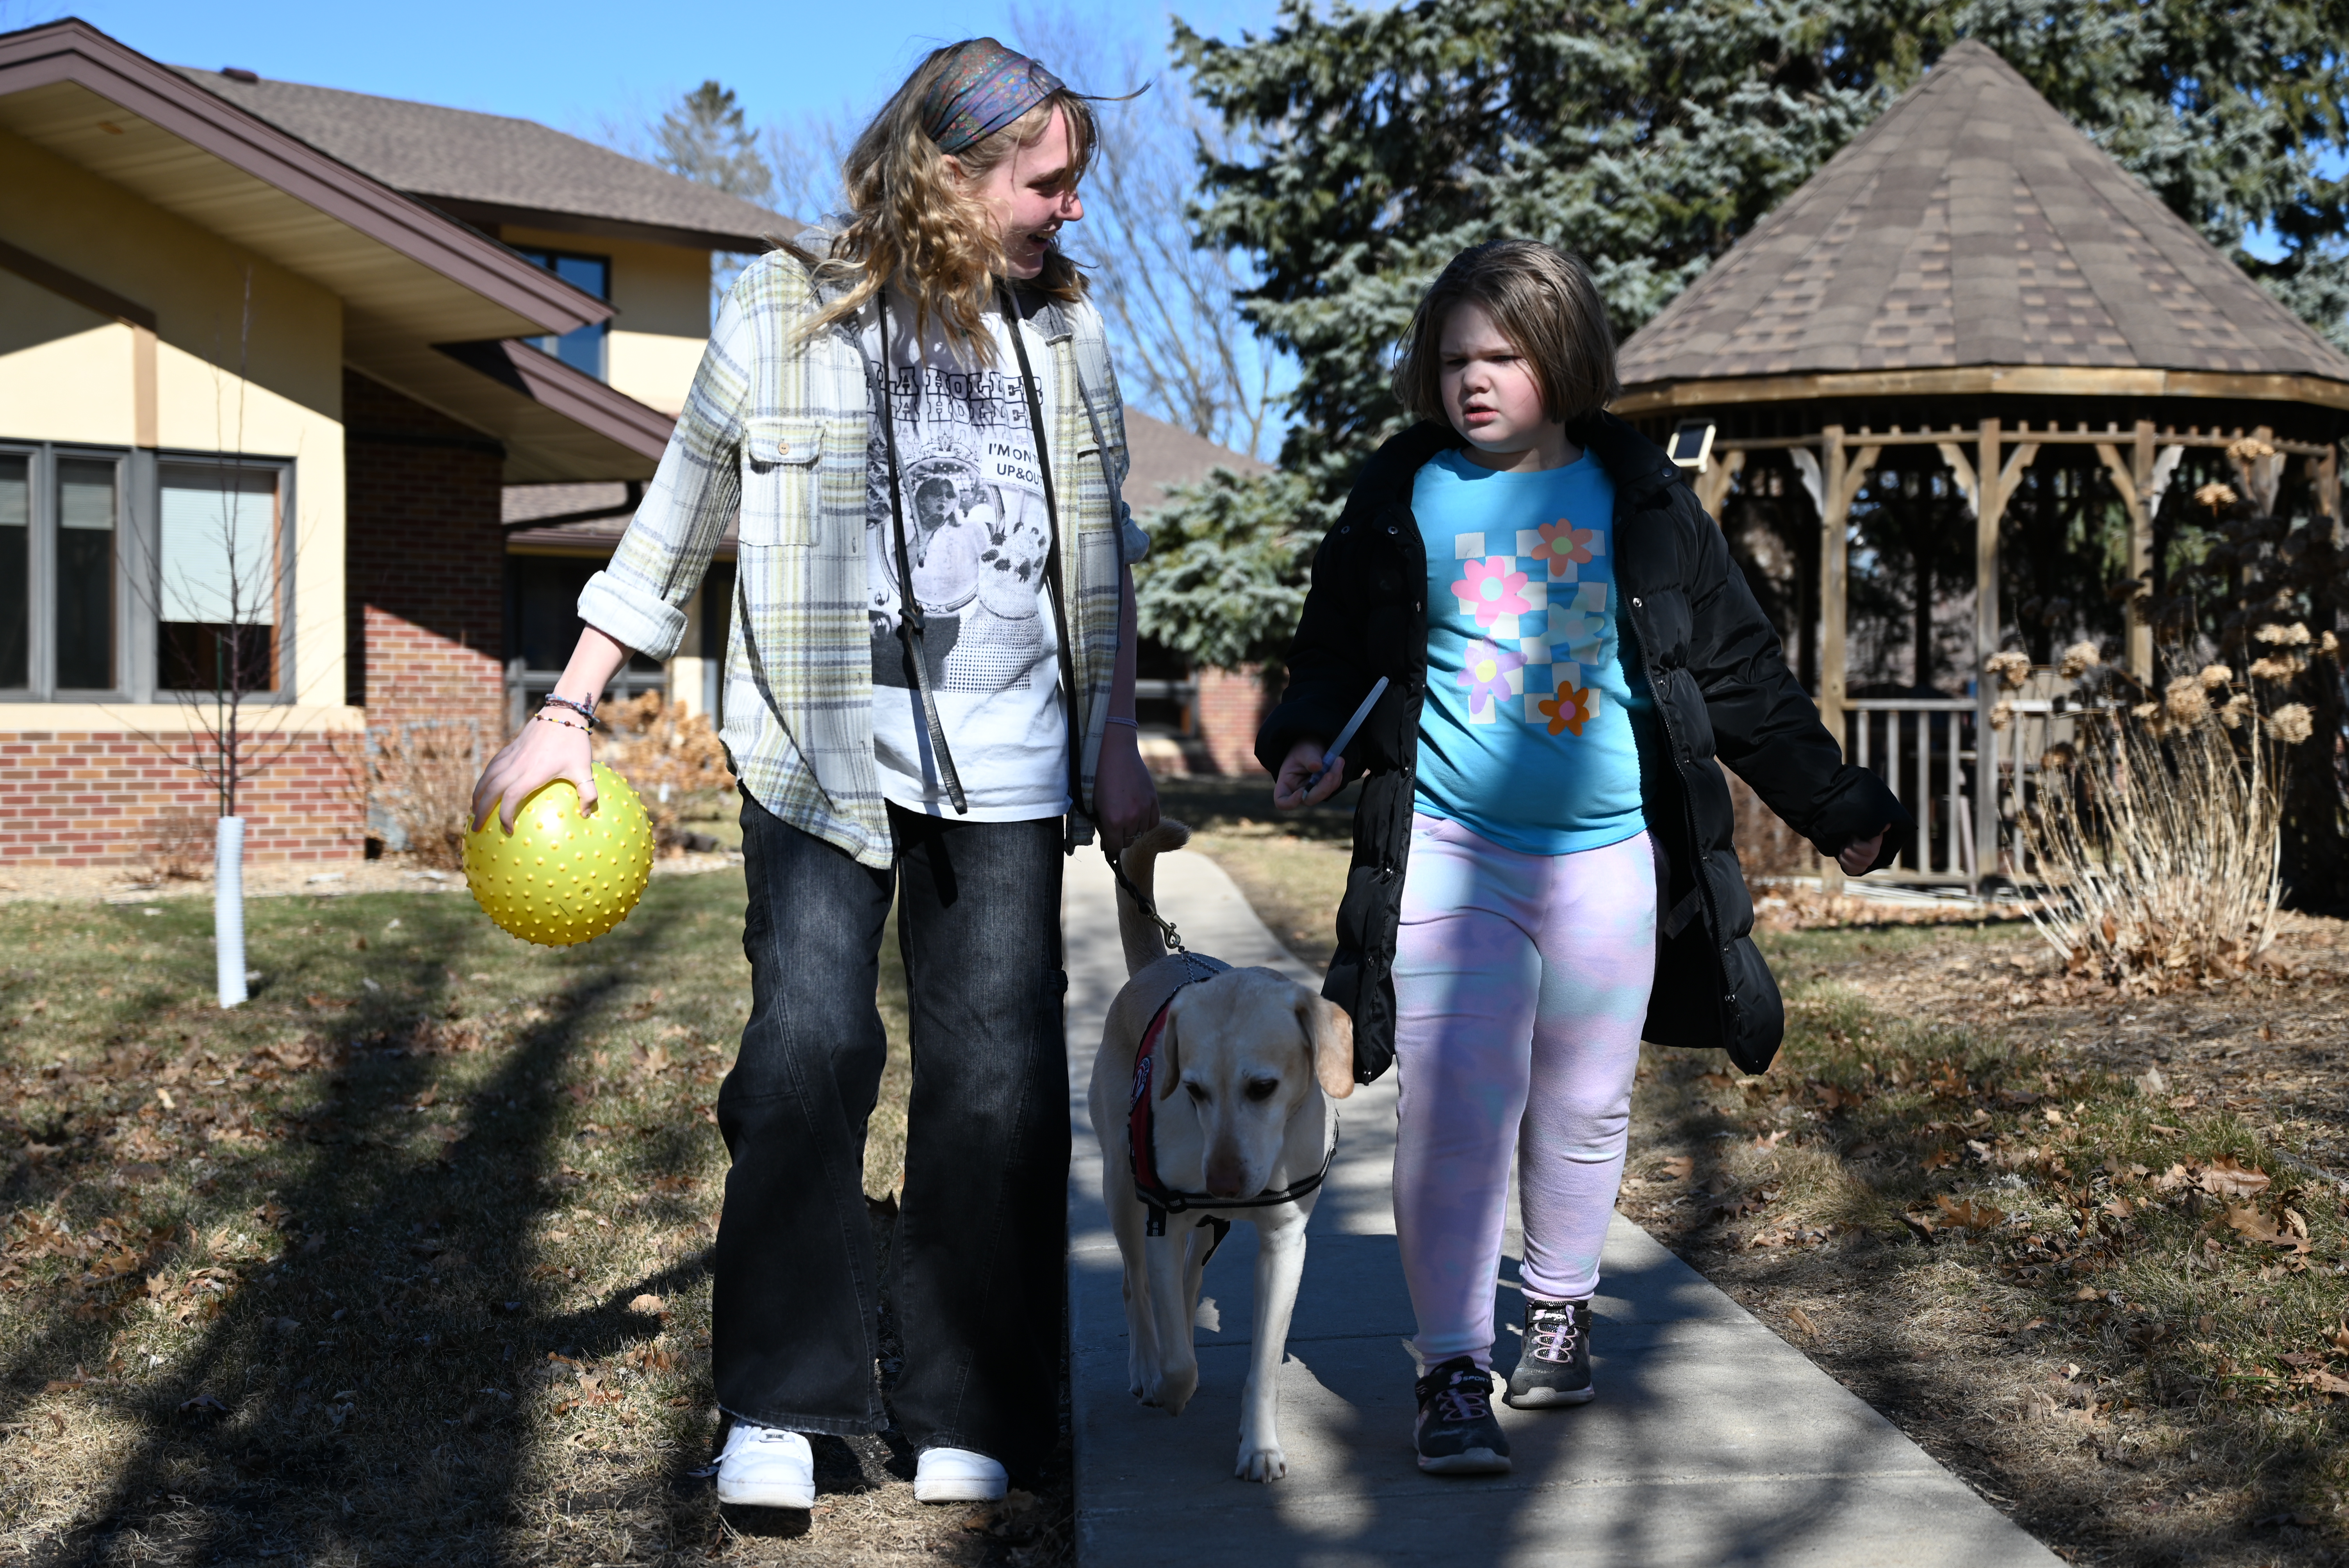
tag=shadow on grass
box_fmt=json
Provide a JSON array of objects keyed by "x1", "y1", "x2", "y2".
[{"x1": 0, "y1": 881, "x2": 738, "y2": 1564}]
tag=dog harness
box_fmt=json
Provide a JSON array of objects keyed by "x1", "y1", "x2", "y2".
[{"x1": 1125, "y1": 954, "x2": 1339, "y2": 1240}]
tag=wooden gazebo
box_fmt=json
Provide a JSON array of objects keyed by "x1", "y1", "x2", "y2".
[{"x1": 1613, "y1": 40, "x2": 2349, "y2": 887}]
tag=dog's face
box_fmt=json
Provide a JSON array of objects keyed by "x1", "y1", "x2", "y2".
[{"x1": 1155, "y1": 969, "x2": 1353, "y2": 1201}]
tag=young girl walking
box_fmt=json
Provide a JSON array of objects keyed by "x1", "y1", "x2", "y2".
[{"x1": 1259, "y1": 240, "x2": 1906, "y2": 1475}]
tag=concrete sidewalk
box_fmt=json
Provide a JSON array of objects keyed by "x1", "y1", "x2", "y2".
[{"x1": 1064, "y1": 846, "x2": 2061, "y2": 1567}]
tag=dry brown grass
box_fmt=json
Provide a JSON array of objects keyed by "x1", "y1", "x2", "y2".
[{"x1": 0, "y1": 873, "x2": 1058, "y2": 1566}]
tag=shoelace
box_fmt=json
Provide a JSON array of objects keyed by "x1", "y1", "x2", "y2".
[
  {"x1": 1527, "y1": 1308, "x2": 1581, "y2": 1365},
  {"x1": 1433, "y1": 1374, "x2": 1492, "y2": 1424},
  {"x1": 738, "y1": 1425, "x2": 800, "y2": 1448}
]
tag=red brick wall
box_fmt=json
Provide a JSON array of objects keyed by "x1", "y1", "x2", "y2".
[
  {"x1": 1194, "y1": 665, "x2": 1275, "y2": 776},
  {"x1": 344, "y1": 370, "x2": 508, "y2": 732},
  {"x1": 0, "y1": 731, "x2": 362, "y2": 870}
]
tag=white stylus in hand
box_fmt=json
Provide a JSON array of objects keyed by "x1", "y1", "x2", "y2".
[{"x1": 1304, "y1": 677, "x2": 1390, "y2": 796}]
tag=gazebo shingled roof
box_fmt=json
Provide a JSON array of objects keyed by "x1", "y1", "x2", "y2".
[
  {"x1": 1607, "y1": 40, "x2": 2347, "y2": 891},
  {"x1": 1618, "y1": 40, "x2": 2349, "y2": 391}
]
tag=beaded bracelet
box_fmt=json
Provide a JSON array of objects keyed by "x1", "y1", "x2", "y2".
[
  {"x1": 541, "y1": 693, "x2": 597, "y2": 727},
  {"x1": 532, "y1": 711, "x2": 590, "y2": 733}
]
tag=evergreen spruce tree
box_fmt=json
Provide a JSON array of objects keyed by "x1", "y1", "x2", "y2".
[{"x1": 653, "y1": 81, "x2": 773, "y2": 202}]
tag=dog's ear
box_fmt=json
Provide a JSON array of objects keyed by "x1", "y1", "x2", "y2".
[
  {"x1": 1155, "y1": 997, "x2": 1183, "y2": 1100},
  {"x1": 1296, "y1": 992, "x2": 1355, "y2": 1100}
]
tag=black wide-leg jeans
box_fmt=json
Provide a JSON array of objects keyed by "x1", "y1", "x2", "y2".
[{"x1": 713, "y1": 791, "x2": 1068, "y2": 1477}]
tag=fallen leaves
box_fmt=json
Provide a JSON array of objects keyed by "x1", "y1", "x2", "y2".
[
  {"x1": 148, "y1": 1265, "x2": 241, "y2": 1325},
  {"x1": 2199, "y1": 1156, "x2": 2272, "y2": 1199},
  {"x1": 1934, "y1": 1195, "x2": 2007, "y2": 1233},
  {"x1": 2222, "y1": 1205, "x2": 2311, "y2": 1254}
]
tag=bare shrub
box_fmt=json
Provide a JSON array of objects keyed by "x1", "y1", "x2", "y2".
[
  {"x1": 595, "y1": 693, "x2": 736, "y2": 846},
  {"x1": 143, "y1": 809, "x2": 214, "y2": 883},
  {"x1": 2017, "y1": 653, "x2": 2307, "y2": 991},
  {"x1": 367, "y1": 720, "x2": 485, "y2": 870}
]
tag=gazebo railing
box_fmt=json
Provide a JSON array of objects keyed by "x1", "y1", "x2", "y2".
[
  {"x1": 1985, "y1": 695, "x2": 2116, "y2": 882},
  {"x1": 1840, "y1": 698, "x2": 1980, "y2": 883}
]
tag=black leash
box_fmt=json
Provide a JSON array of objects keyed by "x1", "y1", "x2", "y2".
[{"x1": 1105, "y1": 848, "x2": 1184, "y2": 954}]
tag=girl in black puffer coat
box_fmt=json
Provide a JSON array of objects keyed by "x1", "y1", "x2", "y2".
[{"x1": 1257, "y1": 241, "x2": 1907, "y2": 1478}]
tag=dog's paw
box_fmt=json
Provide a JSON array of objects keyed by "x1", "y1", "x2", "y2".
[{"x1": 1235, "y1": 1440, "x2": 1288, "y2": 1483}]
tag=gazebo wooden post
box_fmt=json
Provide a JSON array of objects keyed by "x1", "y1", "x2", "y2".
[
  {"x1": 2095, "y1": 421, "x2": 2161, "y2": 682},
  {"x1": 1820, "y1": 426, "x2": 1849, "y2": 895},
  {"x1": 2130, "y1": 419, "x2": 2158, "y2": 679},
  {"x1": 1973, "y1": 418, "x2": 2003, "y2": 887}
]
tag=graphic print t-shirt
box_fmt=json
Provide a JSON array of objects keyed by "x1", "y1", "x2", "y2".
[
  {"x1": 863, "y1": 301, "x2": 1069, "y2": 820},
  {"x1": 1410, "y1": 449, "x2": 1648, "y2": 856}
]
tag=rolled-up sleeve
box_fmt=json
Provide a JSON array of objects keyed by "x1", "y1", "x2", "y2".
[{"x1": 577, "y1": 270, "x2": 757, "y2": 659}]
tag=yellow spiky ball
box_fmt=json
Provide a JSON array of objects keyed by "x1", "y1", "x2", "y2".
[{"x1": 464, "y1": 764, "x2": 655, "y2": 947}]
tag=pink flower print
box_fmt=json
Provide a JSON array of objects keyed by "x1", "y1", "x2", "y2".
[
  {"x1": 1451, "y1": 557, "x2": 1531, "y2": 628},
  {"x1": 1530, "y1": 521, "x2": 1597, "y2": 578},
  {"x1": 1537, "y1": 681, "x2": 1595, "y2": 737},
  {"x1": 1456, "y1": 639, "x2": 1523, "y2": 718}
]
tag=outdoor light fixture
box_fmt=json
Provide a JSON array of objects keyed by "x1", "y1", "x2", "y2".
[{"x1": 1668, "y1": 420, "x2": 1718, "y2": 474}]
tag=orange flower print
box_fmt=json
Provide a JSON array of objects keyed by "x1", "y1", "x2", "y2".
[
  {"x1": 1451, "y1": 557, "x2": 1531, "y2": 629},
  {"x1": 1537, "y1": 682, "x2": 1596, "y2": 737},
  {"x1": 1530, "y1": 521, "x2": 1597, "y2": 577}
]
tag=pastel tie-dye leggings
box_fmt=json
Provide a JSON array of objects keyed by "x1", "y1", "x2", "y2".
[{"x1": 1391, "y1": 814, "x2": 1658, "y2": 1369}]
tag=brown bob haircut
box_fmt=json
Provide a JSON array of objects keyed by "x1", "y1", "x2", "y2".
[{"x1": 1394, "y1": 240, "x2": 1620, "y2": 427}]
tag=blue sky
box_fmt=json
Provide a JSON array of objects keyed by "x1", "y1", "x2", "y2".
[{"x1": 35, "y1": 1, "x2": 1280, "y2": 136}]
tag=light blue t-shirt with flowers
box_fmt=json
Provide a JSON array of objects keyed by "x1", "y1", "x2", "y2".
[{"x1": 1410, "y1": 449, "x2": 1648, "y2": 856}]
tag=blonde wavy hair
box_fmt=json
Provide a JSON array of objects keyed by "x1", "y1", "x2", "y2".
[{"x1": 799, "y1": 43, "x2": 1097, "y2": 362}]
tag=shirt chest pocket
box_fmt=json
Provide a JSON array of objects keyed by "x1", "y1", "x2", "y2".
[{"x1": 739, "y1": 416, "x2": 828, "y2": 547}]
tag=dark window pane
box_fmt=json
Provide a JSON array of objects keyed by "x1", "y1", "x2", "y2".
[
  {"x1": 0, "y1": 456, "x2": 25, "y2": 689},
  {"x1": 515, "y1": 248, "x2": 611, "y2": 381},
  {"x1": 55, "y1": 458, "x2": 114, "y2": 690},
  {"x1": 551, "y1": 254, "x2": 608, "y2": 299},
  {"x1": 512, "y1": 555, "x2": 660, "y2": 674},
  {"x1": 158, "y1": 463, "x2": 279, "y2": 693}
]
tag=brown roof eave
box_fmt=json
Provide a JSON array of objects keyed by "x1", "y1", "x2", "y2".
[
  {"x1": 435, "y1": 339, "x2": 675, "y2": 462},
  {"x1": 0, "y1": 18, "x2": 610, "y2": 335}
]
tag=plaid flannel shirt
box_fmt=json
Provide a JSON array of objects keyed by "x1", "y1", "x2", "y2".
[{"x1": 578, "y1": 249, "x2": 1145, "y2": 869}]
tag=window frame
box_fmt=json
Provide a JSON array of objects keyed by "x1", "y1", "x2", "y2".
[{"x1": 0, "y1": 440, "x2": 297, "y2": 705}]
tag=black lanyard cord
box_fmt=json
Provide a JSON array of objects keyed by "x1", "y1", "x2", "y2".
[
  {"x1": 998, "y1": 285, "x2": 1087, "y2": 830},
  {"x1": 875, "y1": 289, "x2": 967, "y2": 813}
]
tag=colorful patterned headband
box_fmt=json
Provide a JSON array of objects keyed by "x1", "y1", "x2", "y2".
[{"x1": 921, "y1": 38, "x2": 1065, "y2": 154}]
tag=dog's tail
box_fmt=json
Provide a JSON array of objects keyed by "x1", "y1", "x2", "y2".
[{"x1": 1116, "y1": 820, "x2": 1192, "y2": 976}]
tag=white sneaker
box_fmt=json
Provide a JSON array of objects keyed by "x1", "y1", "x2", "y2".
[
  {"x1": 715, "y1": 1422, "x2": 814, "y2": 1509},
  {"x1": 913, "y1": 1446, "x2": 1007, "y2": 1503}
]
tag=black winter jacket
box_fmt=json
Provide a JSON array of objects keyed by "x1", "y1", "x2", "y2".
[{"x1": 1255, "y1": 414, "x2": 1910, "y2": 1079}]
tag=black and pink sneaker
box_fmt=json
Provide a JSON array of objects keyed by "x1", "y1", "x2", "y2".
[
  {"x1": 1505, "y1": 1296, "x2": 1594, "y2": 1409},
  {"x1": 1413, "y1": 1355, "x2": 1511, "y2": 1474}
]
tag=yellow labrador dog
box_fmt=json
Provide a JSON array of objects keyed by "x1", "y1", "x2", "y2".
[{"x1": 1089, "y1": 820, "x2": 1353, "y2": 1482}]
